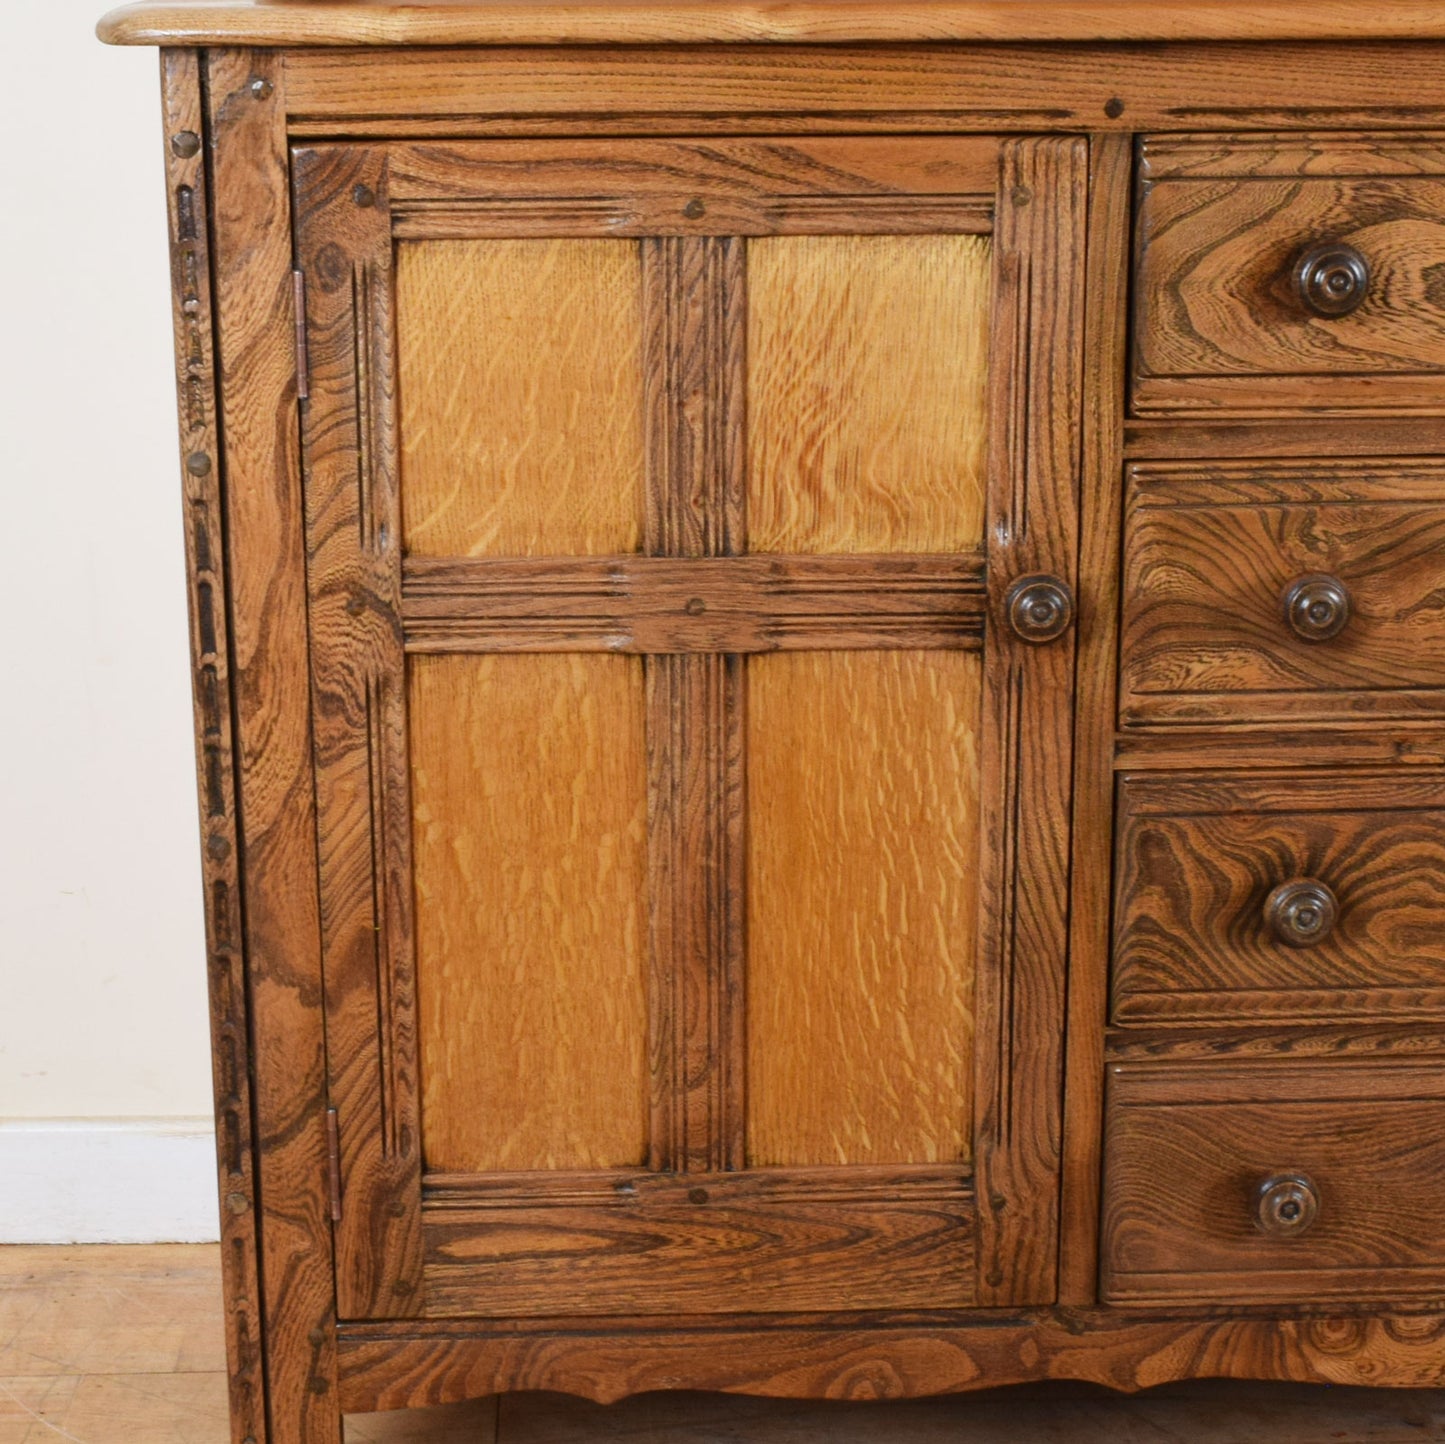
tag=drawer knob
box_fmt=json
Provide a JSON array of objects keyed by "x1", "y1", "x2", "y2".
[
  {"x1": 1006, "y1": 576, "x2": 1074, "y2": 644},
  {"x1": 1293, "y1": 243, "x2": 1370, "y2": 318},
  {"x1": 1282, "y1": 574, "x2": 1351, "y2": 642},
  {"x1": 1254, "y1": 1173, "x2": 1321, "y2": 1238},
  {"x1": 1264, "y1": 877, "x2": 1338, "y2": 947}
]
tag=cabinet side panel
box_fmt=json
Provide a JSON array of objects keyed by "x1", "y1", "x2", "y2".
[
  {"x1": 411, "y1": 653, "x2": 650, "y2": 1173},
  {"x1": 397, "y1": 238, "x2": 645, "y2": 558},
  {"x1": 205, "y1": 48, "x2": 341, "y2": 1442},
  {"x1": 160, "y1": 48, "x2": 267, "y2": 1444},
  {"x1": 746, "y1": 234, "x2": 990, "y2": 553},
  {"x1": 746, "y1": 650, "x2": 982, "y2": 1167}
]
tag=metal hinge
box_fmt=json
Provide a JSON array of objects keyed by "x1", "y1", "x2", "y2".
[
  {"x1": 293, "y1": 269, "x2": 310, "y2": 402},
  {"x1": 325, "y1": 1106, "x2": 342, "y2": 1223}
]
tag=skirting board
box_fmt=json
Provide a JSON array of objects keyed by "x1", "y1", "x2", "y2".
[{"x1": 0, "y1": 1119, "x2": 220, "y2": 1244}]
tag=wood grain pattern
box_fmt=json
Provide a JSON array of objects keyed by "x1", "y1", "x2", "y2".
[
  {"x1": 1134, "y1": 153, "x2": 1445, "y2": 414},
  {"x1": 1124, "y1": 416, "x2": 1445, "y2": 460},
  {"x1": 400, "y1": 554, "x2": 988, "y2": 654},
  {"x1": 1107, "y1": 1022, "x2": 1445, "y2": 1062},
  {"x1": 410, "y1": 654, "x2": 650, "y2": 1174},
  {"x1": 384, "y1": 136, "x2": 996, "y2": 237},
  {"x1": 746, "y1": 651, "x2": 981, "y2": 1168},
  {"x1": 335, "y1": 1309, "x2": 1445, "y2": 1411},
  {"x1": 747, "y1": 234, "x2": 990, "y2": 554},
  {"x1": 98, "y1": 0, "x2": 1445, "y2": 47},
  {"x1": 419, "y1": 1167, "x2": 974, "y2": 1317},
  {"x1": 1103, "y1": 1059, "x2": 1445, "y2": 1305},
  {"x1": 396, "y1": 237, "x2": 644, "y2": 558},
  {"x1": 279, "y1": 44, "x2": 1445, "y2": 139},
  {"x1": 640, "y1": 233, "x2": 748, "y2": 1174},
  {"x1": 1114, "y1": 771, "x2": 1445, "y2": 1024},
  {"x1": 1120, "y1": 460, "x2": 1445, "y2": 724},
  {"x1": 160, "y1": 50, "x2": 266, "y2": 1444},
  {"x1": 1116, "y1": 723, "x2": 1445, "y2": 771},
  {"x1": 1057, "y1": 130, "x2": 1132, "y2": 1307},
  {"x1": 972, "y1": 136, "x2": 1087, "y2": 1307},
  {"x1": 1141, "y1": 130, "x2": 1445, "y2": 179},
  {"x1": 204, "y1": 50, "x2": 341, "y2": 1444},
  {"x1": 293, "y1": 144, "x2": 424, "y2": 1320}
]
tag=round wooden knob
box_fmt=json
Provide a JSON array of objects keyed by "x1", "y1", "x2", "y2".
[
  {"x1": 1294, "y1": 243, "x2": 1370, "y2": 318},
  {"x1": 1264, "y1": 878, "x2": 1338, "y2": 947},
  {"x1": 1254, "y1": 1173, "x2": 1321, "y2": 1238},
  {"x1": 1282, "y1": 574, "x2": 1351, "y2": 642},
  {"x1": 1006, "y1": 576, "x2": 1074, "y2": 644}
]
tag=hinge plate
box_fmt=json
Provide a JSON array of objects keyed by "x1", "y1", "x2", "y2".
[
  {"x1": 293, "y1": 268, "x2": 310, "y2": 402},
  {"x1": 325, "y1": 1106, "x2": 342, "y2": 1223}
]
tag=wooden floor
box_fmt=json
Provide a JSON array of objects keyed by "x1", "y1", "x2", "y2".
[{"x1": 1, "y1": 1246, "x2": 1443, "y2": 1441}]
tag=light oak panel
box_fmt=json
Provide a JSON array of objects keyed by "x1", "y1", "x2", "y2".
[
  {"x1": 397, "y1": 239, "x2": 644, "y2": 558},
  {"x1": 410, "y1": 654, "x2": 650, "y2": 1174},
  {"x1": 746, "y1": 650, "x2": 981, "y2": 1167},
  {"x1": 747, "y1": 235, "x2": 990, "y2": 553}
]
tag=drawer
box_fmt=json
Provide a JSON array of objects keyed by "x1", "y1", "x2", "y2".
[
  {"x1": 1134, "y1": 133, "x2": 1445, "y2": 415},
  {"x1": 1102, "y1": 1059, "x2": 1445, "y2": 1306},
  {"x1": 1113, "y1": 771, "x2": 1445, "y2": 1024},
  {"x1": 1120, "y1": 459, "x2": 1445, "y2": 725}
]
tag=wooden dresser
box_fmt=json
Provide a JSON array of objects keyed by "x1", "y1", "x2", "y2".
[{"x1": 98, "y1": 3, "x2": 1445, "y2": 1437}]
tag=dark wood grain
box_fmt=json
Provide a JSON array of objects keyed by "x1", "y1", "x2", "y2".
[
  {"x1": 1124, "y1": 416, "x2": 1445, "y2": 459},
  {"x1": 1114, "y1": 770, "x2": 1445, "y2": 1023},
  {"x1": 1134, "y1": 135, "x2": 1445, "y2": 414},
  {"x1": 641, "y1": 233, "x2": 747, "y2": 1174},
  {"x1": 1141, "y1": 131, "x2": 1445, "y2": 179},
  {"x1": 1058, "y1": 131, "x2": 1133, "y2": 1307},
  {"x1": 292, "y1": 145, "x2": 425, "y2": 1319},
  {"x1": 972, "y1": 136, "x2": 1087, "y2": 1307},
  {"x1": 384, "y1": 136, "x2": 995, "y2": 236},
  {"x1": 160, "y1": 49, "x2": 267, "y2": 1444},
  {"x1": 1120, "y1": 459, "x2": 1445, "y2": 724},
  {"x1": 419, "y1": 1167, "x2": 975, "y2": 1318},
  {"x1": 204, "y1": 48, "x2": 340, "y2": 1443},
  {"x1": 282, "y1": 42, "x2": 1445, "y2": 138},
  {"x1": 1103, "y1": 1059, "x2": 1445, "y2": 1304},
  {"x1": 400, "y1": 554, "x2": 988, "y2": 653},
  {"x1": 334, "y1": 1309, "x2": 1445, "y2": 1410},
  {"x1": 1108, "y1": 1022, "x2": 1445, "y2": 1061},
  {"x1": 1115, "y1": 723, "x2": 1445, "y2": 770}
]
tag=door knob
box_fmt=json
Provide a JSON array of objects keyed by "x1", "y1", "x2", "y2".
[
  {"x1": 1263, "y1": 878, "x2": 1338, "y2": 948},
  {"x1": 1293, "y1": 243, "x2": 1370, "y2": 318},
  {"x1": 1254, "y1": 1173, "x2": 1321, "y2": 1238},
  {"x1": 1006, "y1": 575, "x2": 1074, "y2": 644},
  {"x1": 1282, "y1": 574, "x2": 1351, "y2": 642}
]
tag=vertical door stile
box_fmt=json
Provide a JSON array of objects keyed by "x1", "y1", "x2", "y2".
[
  {"x1": 642, "y1": 236, "x2": 749, "y2": 1174},
  {"x1": 293, "y1": 144, "x2": 425, "y2": 1318},
  {"x1": 974, "y1": 136, "x2": 1089, "y2": 1307}
]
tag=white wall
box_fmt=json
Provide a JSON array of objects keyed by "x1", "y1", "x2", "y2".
[{"x1": 0, "y1": 1, "x2": 218, "y2": 1239}]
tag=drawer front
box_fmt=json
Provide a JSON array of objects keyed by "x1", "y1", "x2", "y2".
[
  {"x1": 1134, "y1": 133, "x2": 1445, "y2": 414},
  {"x1": 1114, "y1": 772, "x2": 1445, "y2": 1024},
  {"x1": 1120, "y1": 459, "x2": 1445, "y2": 725},
  {"x1": 1103, "y1": 1060, "x2": 1445, "y2": 1306}
]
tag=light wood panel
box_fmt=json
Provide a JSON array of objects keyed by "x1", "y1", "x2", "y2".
[
  {"x1": 397, "y1": 239, "x2": 644, "y2": 558},
  {"x1": 746, "y1": 235, "x2": 990, "y2": 554},
  {"x1": 409, "y1": 654, "x2": 650, "y2": 1174},
  {"x1": 746, "y1": 650, "x2": 981, "y2": 1167}
]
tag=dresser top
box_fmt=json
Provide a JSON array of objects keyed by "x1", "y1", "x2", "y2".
[{"x1": 96, "y1": 0, "x2": 1445, "y2": 47}]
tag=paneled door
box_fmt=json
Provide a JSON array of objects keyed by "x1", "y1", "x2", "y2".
[{"x1": 292, "y1": 134, "x2": 1086, "y2": 1322}]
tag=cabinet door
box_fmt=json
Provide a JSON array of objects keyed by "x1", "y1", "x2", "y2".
[{"x1": 292, "y1": 135, "x2": 1085, "y2": 1321}]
